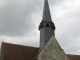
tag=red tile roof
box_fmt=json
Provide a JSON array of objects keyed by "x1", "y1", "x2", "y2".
[
  {"x1": 67, "y1": 54, "x2": 80, "y2": 60},
  {"x1": 1, "y1": 42, "x2": 80, "y2": 60},
  {"x1": 1, "y1": 42, "x2": 39, "y2": 60}
]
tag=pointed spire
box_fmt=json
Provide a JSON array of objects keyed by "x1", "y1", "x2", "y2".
[
  {"x1": 42, "y1": 0, "x2": 52, "y2": 22},
  {"x1": 39, "y1": 0, "x2": 55, "y2": 30},
  {"x1": 39, "y1": 0, "x2": 55, "y2": 51}
]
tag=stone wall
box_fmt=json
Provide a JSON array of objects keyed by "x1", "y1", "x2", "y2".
[{"x1": 37, "y1": 36, "x2": 70, "y2": 60}]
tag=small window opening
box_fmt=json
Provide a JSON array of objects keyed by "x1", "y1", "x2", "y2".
[{"x1": 51, "y1": 45, "x2": 52, "y2": 47}]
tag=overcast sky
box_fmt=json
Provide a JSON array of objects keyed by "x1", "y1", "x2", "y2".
[{"x1": 0, "y1": 0, "x2": 80, "y2": 55}]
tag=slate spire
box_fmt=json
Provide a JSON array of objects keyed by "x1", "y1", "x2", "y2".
[
  {"x1": 39, "y1": 0, "x2": 55, "y2": 51},
  {"x1": 39, "y1": 0, "x2": 55, "y2": 30},
  {"x1": 42, "y1": 0, "x2": 52, "y2": 22}
]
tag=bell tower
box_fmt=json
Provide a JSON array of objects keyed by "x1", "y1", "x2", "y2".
[{"x1": 39, "y1": 0, "x2": 55, "y2": 51}]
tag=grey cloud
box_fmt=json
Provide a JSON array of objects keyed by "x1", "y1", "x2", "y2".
[
  {"x1": 0, "y1": 0, "x2": 39, "y2": 37},
  {"x1": 56, "y1": 16, "x2": 80, "y2": 54},
  {"x1": 54, "y1": 3, "x2": 80, "y2": 54},
  {"x1": 49, "y1": 0, "x2": 63, "y2": 5}
]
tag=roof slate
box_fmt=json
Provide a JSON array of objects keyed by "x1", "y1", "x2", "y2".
[{"x1": 1, "y1": 42, "x2": 80, "y2": 60}]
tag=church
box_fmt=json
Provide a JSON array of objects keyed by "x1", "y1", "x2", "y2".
[{"x1": 1, "y1": 0, "x2": 80, "y2": 60}]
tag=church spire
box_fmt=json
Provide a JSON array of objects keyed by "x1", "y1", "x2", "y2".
[
  {"x1": 39, "y1": 0, "x2": 55, "y2": 30},
  {"x1": 42, "y1": 0, "x2": 52, "y2": 21},
  {"x1": 39, "y1": 0, "x2": 55, "y2": 51}
]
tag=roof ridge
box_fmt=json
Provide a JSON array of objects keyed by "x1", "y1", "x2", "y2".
[
  {"x1": 67, "y1": 54, "x2": 80, "y2": 56},
  {"x1": 3, "y1": 42, "x2": 39, "y2": 48}
]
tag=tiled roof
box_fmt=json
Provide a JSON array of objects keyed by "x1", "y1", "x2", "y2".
[
  {"x1": 1, "y1": 42, "x2": 39, "y2": 60},
  {"x1": 67, "y1": 54, "x2": 80, "y2": 60},
  {"x1": 1, "y1": 42, "x2": 80, "y2": 60}
]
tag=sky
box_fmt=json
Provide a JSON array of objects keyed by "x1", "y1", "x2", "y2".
[{"x1": 0, "y1": 0, "x2": 80, "y2": 55}]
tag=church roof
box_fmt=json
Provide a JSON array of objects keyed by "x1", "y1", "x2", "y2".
[
  {"x1": 67, "y1": 54, "x2": 80, "y2": 60},
  {"x1": 1, "y1": 42, "x2": 80, "y2": 60},
  {"x1": 1, "y1": 42, "x2": 39, "y2": 60}
]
